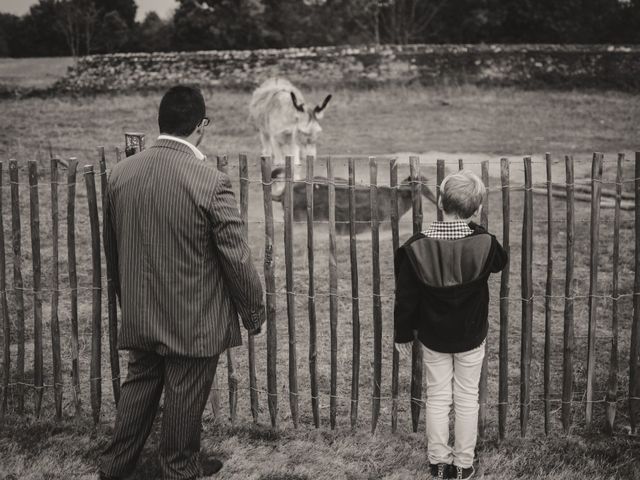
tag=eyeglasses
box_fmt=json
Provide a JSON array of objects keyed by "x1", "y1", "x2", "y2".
[{"x1": 200, "y1": 117, "x2": 210, "y2": 127}]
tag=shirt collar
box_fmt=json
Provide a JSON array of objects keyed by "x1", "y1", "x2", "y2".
[
  {"x1": 157, "y1": 134, "x2": 205, "y2": 161},
  {"x1": 423, "y1": 220, "x2": 473, "y2": 240}
]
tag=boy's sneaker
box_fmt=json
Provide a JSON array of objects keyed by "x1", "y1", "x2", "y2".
[
  {"x1": 452, "y1": 465, "x2": 475, "y2": 479},
  {"x1": 429, "y1": 463, "x2": 452, "y2": 479}
]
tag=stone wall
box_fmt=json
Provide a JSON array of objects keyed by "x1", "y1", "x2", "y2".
[{"x1": 54, "y1": 44, "x2": 640, "y2": 92}]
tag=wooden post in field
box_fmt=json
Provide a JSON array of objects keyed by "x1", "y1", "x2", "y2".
[
  {"x1": 630, "y1": 152, "x2": 640, "y2": 433},
  {"x1": 478, "y1": 160, "x2": 489, "y2": 438},
  {"x1": 390, "y1": 158, "x2": 400, "y2": 433},
  {"x1": 261, "y1": 156, "x2": 278, "y2": 428},
  {"x1": 239, "y1": 154, "x2": 259, "y2": 424},
  {"x1": 216, "y1": 155, "x2": 239, "y2": 424},
  {"x1": 606, "y1": 153, "x2": 623, "y2": 433},
  {"x1": 327, "y1": 158, "x2": 339, "y2": 430},
  {"x1": 0, "y1": 163, "x2": 9, "y2": 421},
  {"x1": 371, "y1": 157, "x2": 382, "y2": 434},
  {"x1": 306, "y1": 156, "x2": 319, "y2": 428},
  {"x1": 208, "y1": 378, "x2": 220, "y2": 420},
  {"x1": 436, "y1": 159, "x2": 445, "y2": 221},
  {"x1": 520, "y1": 156, "x2": 533, "y2": 438},
  {"x1": 459, "y1": 158, "x2": 464, "y2": 170},
  {"x1": 209, "y1": 247, "x2": 221, "y2": 422},
  {"x1": 85, "y1": 165, "x2": 102, "y2": 424},
  {"x1": 100, "y1": 148, "x2": 121, "y2": 407},
  {"x1": 348, "y1": 158, "x2": 361, "y2": 431},
  {"x1": 498, "y1": 158, "x2": 510, "y2": 441},
  {"x1": 544, "y1": 153, "x2": 553, "y2": 435},
  {"x1": 124, "y1": 132, "x2": 145, "y2": 157},
  {"x1": 283, "y1": 156, "x2": 300, "y2": 428},
  {"x1": 67, "y1": 159, "x2": 81, "y2": 415},
  {"x1": 9, "y1": 161, "x2": 25, "y2": 415},
  {"x1": 409, "y1": 156, "x2": 423, "y2": 432},
  {"x1": 50, "y1": 158, "x2": 63, "y2": 419},
  {"x1": 585, "y1": 152, "x2": 603, "y2": 427},
  {"x1": 562, "y1": 155, "x2": 576, "y2": 432},
  {"x1": 28, "y1": 161, "x2": 44, "y2": 418}
]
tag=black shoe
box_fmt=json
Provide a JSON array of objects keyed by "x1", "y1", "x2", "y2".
[
  {"x1": 200, "y1": 457, "x2": 223, "y2": 476},
  {"x1": 452, "y1": 465, "x2": 475, "y2": 479},
  {"x1": 429, "y1": 463, "x2": 452, "y2": 479}
]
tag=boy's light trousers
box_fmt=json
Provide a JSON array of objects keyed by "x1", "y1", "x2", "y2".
[{"x1": 424, "y1": 342, "x2": 485, "y2": 469}]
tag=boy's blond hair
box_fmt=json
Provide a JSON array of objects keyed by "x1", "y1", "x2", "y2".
[{"x1": 440, "y1": 169, "x2": 485, "y2": 219}]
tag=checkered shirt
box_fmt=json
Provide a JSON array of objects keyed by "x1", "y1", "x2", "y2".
[{"x1": 422, "y1": 220, "x2": 473, "y2": 240}]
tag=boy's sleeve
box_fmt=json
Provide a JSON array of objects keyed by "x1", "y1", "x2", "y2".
[
  {"x1": 490, "y1": 237, "x2": 509, "y2": 273},
  {"x1": 394, "y1": 248, "x2": 420, "y2": 343}
]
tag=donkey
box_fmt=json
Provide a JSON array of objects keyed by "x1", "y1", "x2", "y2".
[
  {"x1": 280, "y1": 174, "x2": 437, "y2": 235},
  {"x1": 249, "y1": 77, "x2": 332, "y2": 197}
]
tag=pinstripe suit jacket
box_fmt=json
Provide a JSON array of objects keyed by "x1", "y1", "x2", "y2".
[{"x1": 104, "y1": 139, "x2": 265, "y2": 357}]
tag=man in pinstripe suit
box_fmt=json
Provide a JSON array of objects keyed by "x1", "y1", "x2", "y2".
[{"x1": 99, "y1": 86, "x2": 265, "y2": 480}]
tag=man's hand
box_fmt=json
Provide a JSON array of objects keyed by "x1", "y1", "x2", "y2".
[
  {"x1": 395, "y1": 342, "x2": 412, "y2": 358},
  {"x1": 248, "y1": 326, "x2": 262, "y2": 336}
]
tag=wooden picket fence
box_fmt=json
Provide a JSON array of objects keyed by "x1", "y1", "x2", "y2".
[{"x1": 1, "y1": 137, "x2": 640, "y2": 440}]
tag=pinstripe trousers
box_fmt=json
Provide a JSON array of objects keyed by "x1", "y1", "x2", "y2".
[{"x1": 100, "y1": 350, "x2": 219, "y2": 479}]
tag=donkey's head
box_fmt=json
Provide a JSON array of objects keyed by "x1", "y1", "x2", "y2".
[
  {"x1": 289, "y1": 91, "x2": 332, "y2": 161},
  {"x1": 399, "y1": 174, "x2": 437, "y2": 206}
]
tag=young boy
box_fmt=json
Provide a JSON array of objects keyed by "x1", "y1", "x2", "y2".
[{"x1": 394, "y1": 169, "x2": 508, "y2": 480}]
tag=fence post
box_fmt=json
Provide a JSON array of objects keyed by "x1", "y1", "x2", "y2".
[
  {"x1": 478, "y1": 160, "x2": 489, "y2": 439},
  {"x1": 306, "y1": 155, "x2": 319, "y2": 428},
  {"x1": 67, "y1": 159, "x2": 81, "y2": 415},
  {"x1": 436, "y1": 159, "x2": 445, "y2": 221},
  {"x1": 390, "y1": 158, "x2": 400, "y2": 433},
  {"x1": 216, "y1": 155, "x2": 239, "y2": 424},
  {"x1": 630, "y1": 152, "x2": 640, "y2": 433},
  {"x1": 459, "y1": 158, "x2": 464, "y2": 170},
  {"x1": 261, "y1": 156, "x2": 278, "y2": 429},
  {"x1": 586, "y1": 152, "x2": 603, "y2": 427},
  {"x1": 348, "y1": 157, "x2": 360, "y2": 431},
  {"x1": 327, "y1": 157, "x2": 339, "y2": 430},
  {"x1": 28, "y1": 161, "x2": 44, "y2": 418},
  {"x1": 50, "y1": 158, "x2": 63, "y2": 420},
  {"x1": 562, "y1": 155, "x2": 576, "y2": 432},
  {"x1": 85, "y1": 165, "x2": 102, "y2": 425},
  {"x1": 0, "y1": 163, "x2": 9, "y2": 422},
  {"x1": 409, "y1": 156, "x2": 423, "y2": 432},
  {"x1": 520, "y1": 156, "x2": 533, "y2": 438},
  {"x1": 498, "y1": 158, "x2": 510, "y2": 441},
  {"x1": 100, "y1": 148, "x2": 121, "y2": 407},
  {"x1": 9, "y1": 160, "x2": 25, "y2": 415},
  {"x1": 283, "y1": 156, "x2": 300, "y2": 428},
  {"x1": 544, "y1": 153, "x2": 554, "y2": 435},
  {"x1": 606, "y1": 153, "x2": 623, "y2": 433},
  {"x1": 239, "y1": 154, "x2": 259, "y2": 424},
  {"x1": 371, "y1": 157, "x2": 382, "y2": 434}
]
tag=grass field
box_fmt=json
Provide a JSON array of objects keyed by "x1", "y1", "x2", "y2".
[
  {"x1": 0, "y1": 57, "x2": 74, "y2": 90},
  {"x1": 1, "y1": 82, "x2": 640, "y2": 479}
]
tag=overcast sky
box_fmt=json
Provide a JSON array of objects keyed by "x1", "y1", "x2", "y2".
[{"x1": 0, "y1": 0, "x2": 179, "y2": 20}]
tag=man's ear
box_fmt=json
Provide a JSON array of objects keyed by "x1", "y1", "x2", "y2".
[
  {"x1": 194, "y1": 127, "x2": 204, "y2": 147},
  {"x1": 475, "y1": 204, "x2": 483, "y2": 218},
  {"x1": 437, "y1": 196, "x2": 443, "y2": 211}
]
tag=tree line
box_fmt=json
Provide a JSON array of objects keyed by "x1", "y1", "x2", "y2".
[{"x1": 2, "y1": 0, "x2": 640, "y2": 58}]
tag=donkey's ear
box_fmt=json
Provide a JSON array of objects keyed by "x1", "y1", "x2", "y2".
[
  {"x1": 290, "y1": 92, "x2": 305, "y2": 113},
  {"x1": 314, "y1": 94, "x2": 332, "y2": 115}
]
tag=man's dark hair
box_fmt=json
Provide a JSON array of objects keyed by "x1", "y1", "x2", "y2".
[{"x1": 158, "y1": 86, "x2": 206, "y2": 137}]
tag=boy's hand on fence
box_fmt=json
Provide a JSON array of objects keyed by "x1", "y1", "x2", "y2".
[{"x1": 395, "y1": 342, "x2": 412, "y2": 358}]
